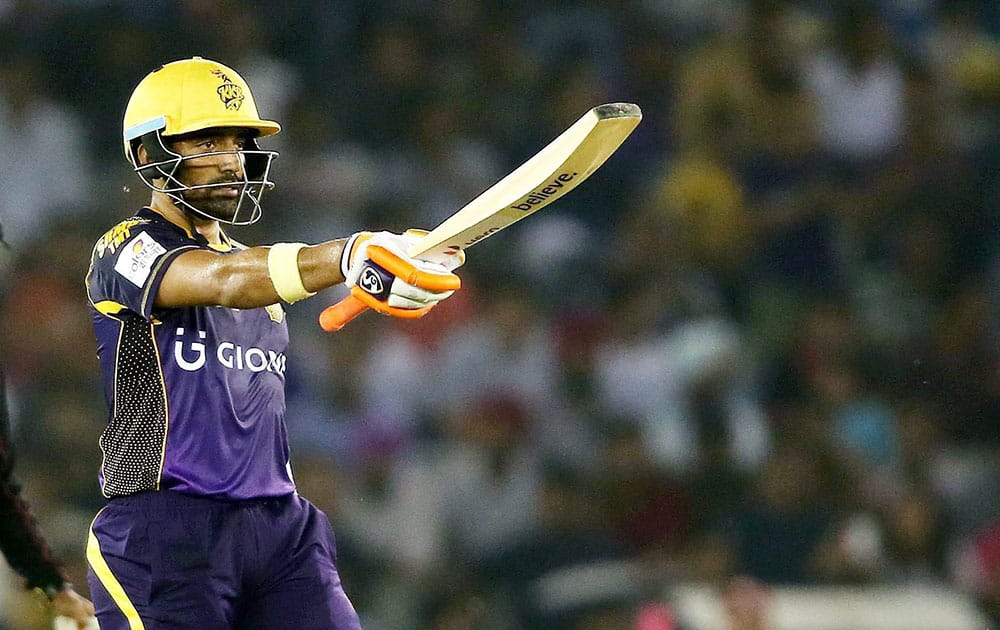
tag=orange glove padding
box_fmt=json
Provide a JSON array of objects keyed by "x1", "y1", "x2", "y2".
[{"x1": 342, "y1": 230, "x2": 462, "y2": 319}]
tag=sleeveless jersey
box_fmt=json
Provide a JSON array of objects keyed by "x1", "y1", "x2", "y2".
[{"x1": 85, "y1": 208, "x2": 295, "y2": 500}]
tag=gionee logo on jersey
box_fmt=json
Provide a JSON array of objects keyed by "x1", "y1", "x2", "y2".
[{"x1": 174, "y1": 328, "x2": 286, "y2": 374}]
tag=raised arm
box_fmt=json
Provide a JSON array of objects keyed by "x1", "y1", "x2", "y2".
[{"x1": 154, "y1": 231, "x2": 463, "y2": 318}]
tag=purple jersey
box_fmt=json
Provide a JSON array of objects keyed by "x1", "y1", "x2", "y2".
[{"x1": 85, "y1": 208, "x2": 295, "y2": 500}]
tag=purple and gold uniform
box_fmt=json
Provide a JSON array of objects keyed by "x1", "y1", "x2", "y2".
[
  {"x1": 86, "y1": 207, "x2": 293, "y2": 500},
  {"x1": 84, "y1": 208, "x2": 360, "y2": 629}
]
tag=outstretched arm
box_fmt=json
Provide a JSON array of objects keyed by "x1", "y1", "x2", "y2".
[
  {"x1": 154, "y1": 232, "x2": 463, "y2": 316},
  {"x1": 155, "y1": 238, "x2": 350, "y2": 309}
]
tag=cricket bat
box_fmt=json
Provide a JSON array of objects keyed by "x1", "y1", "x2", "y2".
[{"x1": 318, "y1": 102, "x2": 642, "y2": 332}]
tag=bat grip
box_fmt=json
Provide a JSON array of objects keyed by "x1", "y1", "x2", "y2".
[{"x1": 319, "y1": 294, "x2": 369, "y2": 332}]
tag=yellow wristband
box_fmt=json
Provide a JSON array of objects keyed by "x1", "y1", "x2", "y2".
[{"x1": 267, "y1": 242, "x2": 316, "y2": 303}]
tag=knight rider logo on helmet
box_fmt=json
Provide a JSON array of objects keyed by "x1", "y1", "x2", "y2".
[{"x1": 211, "y1": 69, "x2": 245, "y2": 110}]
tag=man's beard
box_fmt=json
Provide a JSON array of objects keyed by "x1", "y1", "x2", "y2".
[
  {"x1": 176, "y1": 173, "x2": 248, "y2": 222},
  {"x1": 170, "y1": 165, "x2": 268, "y2": 225},
  {"x1": 183, "y1": 190, "x2": 240, "y2": 222}
]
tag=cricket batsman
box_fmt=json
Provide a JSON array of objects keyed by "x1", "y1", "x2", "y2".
[{"x1": 84, "y1": 56, "x2": 463, "y2": 628}]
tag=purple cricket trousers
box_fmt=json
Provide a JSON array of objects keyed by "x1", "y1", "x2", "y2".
[{"x1": 86, "y1": 490, "x2": 362, "y2": 629}]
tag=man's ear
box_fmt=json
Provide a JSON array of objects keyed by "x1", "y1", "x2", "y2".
[{"x1": 135, "y1": 142, "x2": 167, "y2": 184}]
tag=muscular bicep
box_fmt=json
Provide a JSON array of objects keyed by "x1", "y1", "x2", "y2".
[{"x1": 155, "y1": 247, "x2": 279, "y2": 309}]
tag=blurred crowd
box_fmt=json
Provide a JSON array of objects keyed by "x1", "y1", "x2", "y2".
[{"x1": 1, "y1": 0, "x2": 1000, "y2": 628}]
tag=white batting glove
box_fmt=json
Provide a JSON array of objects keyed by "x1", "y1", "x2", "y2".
[{"x1": 340, "y1": 230, "x2": 462, "y2": 317}]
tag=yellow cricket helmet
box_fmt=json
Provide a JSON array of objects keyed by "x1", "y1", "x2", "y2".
[
  {"x1": 123, "y1": 56, "x2": 280, "y2": 162},
  {"x1": 122, "y1": 57, "x2": 281, "y2": 225}
]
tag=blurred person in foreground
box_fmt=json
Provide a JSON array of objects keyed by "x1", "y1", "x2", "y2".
[
  {"x1": 82, "y1": 57, "x2": 464, "y2": 629},
  {"x1": 0, "y1": 223, "x2": 96, "y2": 628}
]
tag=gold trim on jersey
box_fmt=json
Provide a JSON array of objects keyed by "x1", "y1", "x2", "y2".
[
  {"x1": 95, "y1": 219, "x2": 147, "y2": 259},
  {"x1": 87, "y1": 513, "x2": 146, "y2": 629},
  {"x1": 93, "y1": 300, "x2": 128, "y2": 316},
  {"x1": 264, "y1": 303, "x2": 285, "y2": 323}
]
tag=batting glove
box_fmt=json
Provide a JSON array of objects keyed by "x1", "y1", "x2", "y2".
[{"x1": 341, "y1": 230, "x2": 462, "y2": 318}]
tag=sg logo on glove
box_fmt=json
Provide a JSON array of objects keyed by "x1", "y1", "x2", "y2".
[{"x1": 357, "y1": 262, "x2": 393, "y2": 302}]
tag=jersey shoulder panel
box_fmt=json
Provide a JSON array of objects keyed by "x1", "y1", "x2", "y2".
[{"x1": 86, "y1": 210, "x2": 199, "y2": 320}]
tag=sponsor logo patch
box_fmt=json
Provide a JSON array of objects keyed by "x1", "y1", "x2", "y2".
[
  {"x1": 174, "y1": 327, "x2": 286, "y2": 374},
  {"x1": 114, "y1": 231, "x2": 166, "y2": 287}
]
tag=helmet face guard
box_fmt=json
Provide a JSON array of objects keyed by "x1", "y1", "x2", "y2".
[
  {"x1": 130, "y1": 121, "x2": 277, "y2": 225},
  {"x1": 122, "y1": 57, "x2": 282, "y2": 225}
]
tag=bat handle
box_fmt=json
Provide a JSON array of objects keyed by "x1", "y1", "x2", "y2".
[{"x1": 319, "y1": 294, "x2": 369, "y2": 332}]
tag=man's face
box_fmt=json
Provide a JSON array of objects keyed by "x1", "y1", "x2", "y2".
[{"x1": 168, "y1": 128, "x2": 253, "y2": 222}]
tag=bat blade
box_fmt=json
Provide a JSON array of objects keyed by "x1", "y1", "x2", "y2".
[
  {"x1": 319, "y1": 103, "x2": 642, "y2": 332},
  {"x1": 411, "y1": 102, "x2": 642, "y2": 265}
]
